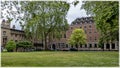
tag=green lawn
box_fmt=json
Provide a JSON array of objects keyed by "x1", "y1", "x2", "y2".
[{"x1": 1, "y1": 51, "x2": 119, "y2": 67}]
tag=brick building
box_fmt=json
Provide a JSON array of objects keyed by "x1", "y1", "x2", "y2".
[
  {"x1": 1, "y1": 17, "x2": 119, "y2": 51},
  {"x1": 48, "y1": 17, "x2": 119, "y2": 51}
]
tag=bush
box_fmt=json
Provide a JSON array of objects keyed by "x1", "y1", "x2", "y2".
[
  {"x1": 5, "y1": 40, "x2": 16, "y2": 52},
  {"x1": 16, "y1": 41, "x2": 32, "y2": 48},
  {"x1": 16, "y1": 41, "x2": 33, "y2": 52}
]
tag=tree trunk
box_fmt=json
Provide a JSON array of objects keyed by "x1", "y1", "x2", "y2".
[
  {"x1": 78, "y1": 44, "x2": 79, "y2": 51},
  {"x1": 44, "y1": 35, "x2": 49, "y2": 50}
]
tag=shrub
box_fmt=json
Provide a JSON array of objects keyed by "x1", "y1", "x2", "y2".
[
  {"x1": 5, "y1": 40, "x2": 16, "y2": 52},
  {"x1": 16, "y1": 41, "x2": 33, "y2": 52},
  {"x1": 16, "y1": 41, "x2": 32, "y2": 48}
]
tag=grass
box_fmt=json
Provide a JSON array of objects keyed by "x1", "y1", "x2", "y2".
[{"x1": 1, "y1": 51, "x2": 119, "y2": 67}]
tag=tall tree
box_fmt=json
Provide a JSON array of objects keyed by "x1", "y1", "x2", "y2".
[
  {"x1": 81, "y1": 1, "x2": 119, "y2": 47},
  {"x1": 21, "y1": 1, "x2": 69, "y2": 50},
  {"x1": 68, "y1": 29, "x2": 86, "y2": 50},
  {"x1": 1, "y1": 1, "x2": 69, "y2": 50}
]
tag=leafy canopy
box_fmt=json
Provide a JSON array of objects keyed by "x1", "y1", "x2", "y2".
[
  {"x1": 81, "y1": 1, "x2": 119, "y2": 44},
  {"x1": 68, "y1": 29, "x2": 86, "y2": 46},
  {"x1": 20, "y1": 1, "x2": 69, "y2": 50}
]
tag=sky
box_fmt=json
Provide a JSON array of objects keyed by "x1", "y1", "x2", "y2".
[
  {"x1": 1, "y1": 0, "x2": 88, "y2": 30},
  {"x1": 66, "y1": 0, "x2": 88, "y2": 24}
]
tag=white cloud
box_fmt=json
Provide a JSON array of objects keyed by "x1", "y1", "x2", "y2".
[{"x1": 66, "y1": 1, "x2": 88, "y2": 24}]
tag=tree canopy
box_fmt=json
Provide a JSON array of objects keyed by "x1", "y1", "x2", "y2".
[
  {"x1": 81, "y1": 1, "x2": 119, "y2": 45},
  {"x1": 68, "y1": 29, "x2": 86, "y2": 46},
  {"x1": 20, "y1": 1, "x2": 70, "y2": 50},
  {"x1": 1, "y1": 1, "x2": 70, "y2": 50}
]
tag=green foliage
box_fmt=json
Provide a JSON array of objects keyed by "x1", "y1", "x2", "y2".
[
  {"x1": 16, "y1": 41, "x2": 32, "y2": 48},
  {"x1": 5, "y1": 40, "x2": 16, "y2": 52},
  {"x1": 1, "y1": 1, "x2": 69, "y2": 50},
  {"x1": 68, "y1": 29, "x2": 86, "y2": 46},
  {"x1": 21, "y1": 1, "x2": 70, "y2": 50},
  {"x1": 81, "y1": 1, "x2": 119, "y2": 46}
]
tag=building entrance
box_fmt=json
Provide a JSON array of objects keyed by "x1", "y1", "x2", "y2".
[
  {"x1": 106, "y1": 43, "x2": 110, "y2": 49},
  {"x1": 52, "y1": 44, "x2": 56, "y2": 50}
]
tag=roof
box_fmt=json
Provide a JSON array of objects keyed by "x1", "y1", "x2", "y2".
[
  {"x1": 1, "y1": 27, "x2": 24, "y2": 32},
  {"x1": 71, "y1": 17, "x2": 94, "y2": 25},
  {"x1": 10, "y1": 28, "x2": 24, "y2": 32}
]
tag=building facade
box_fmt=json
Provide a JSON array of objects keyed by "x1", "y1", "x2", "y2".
[
  {"x1": 1, "y1": 20, "x2": 25, "y2": 48},
  {"x1": 1, "y1": 17, "x2": 119, "y2": 51},
  {"x1": 48, "y1": 17, "x2": 119, "y2": 51}
]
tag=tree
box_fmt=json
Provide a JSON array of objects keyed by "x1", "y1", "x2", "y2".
[
  {"x1": 21, "y1": 1, "x2": 69, "y2": 50},
  {"x1": 1, "y1": 1, "x2": 69, "y2": 50},
  {"x1": 81, "y1": 1, "x2": 119, "y2": 48},
  {"x1": 68, "y1": 29, "x2": 86, "y2": 50},
  {"x1": 5, "y1": 40, "x2": 16, "y2": 52}
]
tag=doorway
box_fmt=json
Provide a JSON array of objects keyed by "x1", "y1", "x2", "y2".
[{"x1": 52, "y1": 44, "x2": 56, "y2": 50}]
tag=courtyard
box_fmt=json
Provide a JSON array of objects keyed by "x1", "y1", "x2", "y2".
[{"x1": 1, "y1": 51, "x2": 119, "y2": 67}]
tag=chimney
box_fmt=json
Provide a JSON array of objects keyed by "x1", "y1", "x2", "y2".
[{"x1": 12, "y1": 25, "x2": 16, "y2": 29}]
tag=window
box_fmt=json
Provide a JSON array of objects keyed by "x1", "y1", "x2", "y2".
[
  {"x1": 71, "y1": 27, "x2": 73, "y2": 29},
  {"x1": 89, "y1": 44, "x2": 92, "y2": 48},
  {"x1": 58, "y1": 43, "x2": 60, "y2": 48},
  {"x1": 15, "y1": 40, "x2": 18, "y2": 42},
  {"x1": 64, "y1": 33, "x2": 66, "y2": 38},
  {"x1": 80, "y1": 26, "x2": 82, "y2": 28},
  {"x1": 15, "y1": 34, "x2": 17, "y2": 37},
  {"x1": 89, "y1": 37, "x2": 92, "y2": 40},
  {"x1": 75, "y1": 44, "x2": 78, "y2": 48},
  {"x1": 95, "y1": 37, "x2": 97, "y2": 41},
  {"x1": 90, "y1": 21, "x2": 92, "y2": 23},
  {"x1": 85, "y1": 44, "x2": 87, "y2": 48},
  {"x1": 3, "y1": 31, "x2": 6, "y2": 35},
  {"x1": 89, "y1": 29, "x2": 91, "y2": 33},
  {"x1": 112, "y1": 43, "x2": 115, "y2": 49},
  {"x1": 94, "y1": 44, "x2": 97, "y2": 48},
  {"x1": 80, "y1": 45, "x2": 82, "y2": 48},
  {"x1": 89, "y1": 31, "x2": 91, "y2": 33},
  {"x1": 66, "y1": 44, "x2": 68, "y2": 48},
  {"x1": 89, "y1": 25, "x2": 91, "y2": 28},
  {"x1": 19, "y1": 34, "x2": 21, "y2": 37},
  {"x1": 3, "y1": 38, "x2": 7, "y2": 43},
  {"x1": 62, "y1": 43, "x2": 65, "y2": 48},
  {"x1": 84, "y1": 26, "x2": 86, "y2": 28}
]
